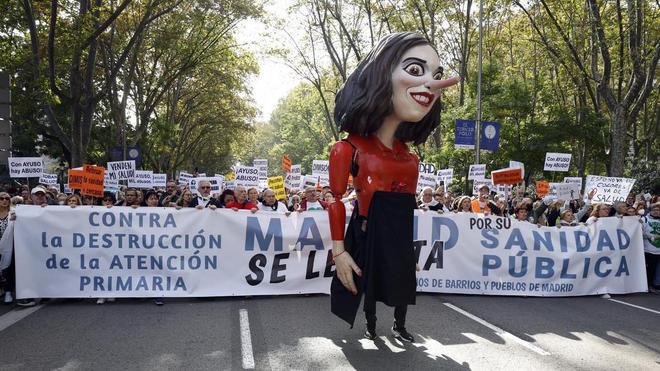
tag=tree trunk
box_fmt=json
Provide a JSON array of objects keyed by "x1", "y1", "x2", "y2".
[{"x1": 609, "y1": 106, "x2": 626, "y2": 176}]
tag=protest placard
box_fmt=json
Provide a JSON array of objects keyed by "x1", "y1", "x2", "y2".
[
  {"x1": 268, "y1": 176, "x2": 287, "y2": 200},
  {"x1": 312, "y1": 160, "x2": 329, "y2": 186},
  {"x1": 106, "y1": 160, "x2": 135, "y2": 181},
  {"x1": 253, "y1": 159, "x2": 268, "y2": 182},
  {"x1": 39, "y1": 173, "x2": 58, "y2": 185},
  {"x1": 104, "y1": 172, "x2": 119, "y2": 192},
  {"x1": 128, "y1": 170, "x2": 153, "y2": 189},
  {"x1": 9, "y1": 157, "x2": 43, "y2": 178},
  {"x1": 235, "y1": 166, "x2": 260, "y2": 188},
  {"x1": 302, "y1": 175, "x2": 319, "y2": 189},
  {"x1": 418, "y1": 162, "x2": 436, "y2": 174},
  {"x1": 436, "y1": 169, "x2": 453, "y2": 184},
  {"x1": 68, "y1": 169, "x2": 84, "y2": 190},
  {"x1": 282, "y1": 155, "x2": 292, "y2": 172},
  {"x1": 468, "y1": 164, "x2": 486, "y2": 180},
  {"x1": 152, "y1": 173, "x2": 167, "y2": 188},
  {"x1": 416, "y1": 172, "x2": 437, "y2": 193},
  {"x1": 584, "y1": 175, "x2": 636, "y2": 205},
  {"x1": 178, "y1": 171, "x2": 193, "y2": 185},
  {"x1": 491, "y1": 167, "x2": 523, "y2": 185},
  {"x1": 287, "y1": 164, "x2": 302, "y2": 189},
  {"x1": 81, "y1": 165, "x2": 105, "y2": 198},
  {"x1": 549, "y1": 182, "x2": 581, "y2": 200},
  {"x1": 509, "y1": 160, "x2": 525, "y2": 178},
  {"x1": 564, "y1": 177, "x2": 583, "y2": 191},
  {"x1": 536, "y1": 180, "x2": 550, "y2": 196},
  {"x1": 544, "y1": 153, "x2": 572, "y2": 172}
]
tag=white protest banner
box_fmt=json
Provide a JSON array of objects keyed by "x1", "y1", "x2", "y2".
[
  {"x1": 253, "y1": 159, "x2": 268, "y2": 181},
  {"x1": 39, "y1": 173, "x2": 58, "y2": 185},
  {"x1": 235, "y1": 166, "x2": 260, "y2": 188},
  {"x1": 14, "y1": 208, "x2": 646, "y2": 299},
  {"x1": 104, "y1": 173, "x2": 119, "y2": 192},
  {"x1": 64, "y1": 184, "x2": 73, "y2": 194},
  {"x1": 436, "y1": 169, "x2": 453, "y2": 185},
  {"x1": 564, "y1": 177, "x2": 583, "y2": 191},
  {"x1": 178, "y1": 171, "x2": 193, "y2": 185},
  {"x1": 9, "y1": 157, "x2": 43, "y2": 178},
  {"x1": 509, "y1": 160, "x2": 525, "y2": 179},
  {"x1": 584, "y1": 175, "x2": 636, "y2": 205},
  {"x1": 468, "y1": 164, "x2": 486, "y2": 180},
  {"x1": 224, "y1": 181, "x2": 236, "y2": 190},
  {"x1": 106, "y1": 160, "x2": 136, "y2": 181},
  {"x1": 152, "y1": 174, "x2": 167, "y2": 188},
  {"x1": 417, "y1": 172, "x2": 437, "y2": 193},
  {"x1": 550, "y1": 183, "x2": 581, "y2": 200},
  {"x1": 128, "y1": 170, "x2": 153, "y2": 189},
  {"x1": 544, "y1": 153, "x2": 572, "y2": 172}
]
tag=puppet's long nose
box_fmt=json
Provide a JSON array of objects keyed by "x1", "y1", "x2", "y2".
[{"x1": 424, "y1": 76, "x2": 461, "y2": 90}]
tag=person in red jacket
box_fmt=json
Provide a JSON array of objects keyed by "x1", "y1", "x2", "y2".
[
  {"x1": 226, "y1": 186, "x2": 258, "y2": 212},
  {"x1": 328, "y1": 32, "x2": 459, "y2": 342}
]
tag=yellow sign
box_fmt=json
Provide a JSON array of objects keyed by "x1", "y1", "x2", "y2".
[{"x1": 268, "y1": 176, "x2": 286, "y2": 200}]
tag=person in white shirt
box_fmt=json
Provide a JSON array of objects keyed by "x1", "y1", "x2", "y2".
[{"x1": 259, "y1": 189, "x2": 289, "y2": 214}]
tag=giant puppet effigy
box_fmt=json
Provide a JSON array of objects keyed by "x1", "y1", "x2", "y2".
[{"x1": 328, "y1": 32, "x2": 460, "y2": 342}]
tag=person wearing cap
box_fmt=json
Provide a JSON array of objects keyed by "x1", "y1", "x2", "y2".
[
  {"x1": 471, "y1": 184, "x2": 501, "y2": 215},
  {"x1": 30, "y1": 186, "x2": 57, "y2": 206}
]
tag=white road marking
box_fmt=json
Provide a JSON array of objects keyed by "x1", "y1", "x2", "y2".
[
  {"x1": 0, "y1": 304, "x2": 44, "y2": 332},
  {"x1": 608, "y1": 299, "x2": 660, "y2": 315},
  {"x1": 239, "y1": 308, "x2": 255, "y2": 369},
  {"x1": 443, "y1": 302, "x2": 551, "y2": 356}
]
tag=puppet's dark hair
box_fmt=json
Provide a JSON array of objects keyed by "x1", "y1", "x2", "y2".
[{"x1": 334, "y1": 32, "x2": 442, "y2": 145}]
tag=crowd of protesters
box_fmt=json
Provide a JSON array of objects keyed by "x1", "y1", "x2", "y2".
[{"x1": 0, "y1": 178, "x2": 658, "y2": 307}]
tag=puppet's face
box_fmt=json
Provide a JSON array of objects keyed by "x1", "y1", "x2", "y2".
[{"x1": 391, "y1": 44, "x2": 443, "y2": 123}]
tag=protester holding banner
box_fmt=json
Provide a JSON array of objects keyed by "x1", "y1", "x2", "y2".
[
  {"x1": 66, "y1": 194, "x2": 82, "y2": 207},
  {"x1": 328, "y1": 32, "x2": 459, "y2": 342},
  {"x1": 299, "y1": 187, "x2": 327, "y2": 211},
  {"x1": 247, "y1": 187, "x2": 260, "y2": 206},
  {"x1": 175, "y1": 188, "x2": 195, "y2": 208},
  {"x1": 454, "y1": 196, "x2": 473, "y2": 212},
  {"x1": 643, "y1": 202, "x2": 660, "y2": 292},
  {"x1": 142, "y1": 190, "x2": 160, "y2": 207},
  {"x1": 218, "y1": 190, "x2": 235, "y2": 208},
  {"x1": 226, "y1": 186, "x2": 258, "y2": 211},
  {"x1": 159, "y1": 181, "x2": 180, "y2": 207},
  {"x1": 116, "y1": 188, "x2": 140, "y2": 207},
  {"x1": 586, "y1": 204, "x2": 613, "y2": 225},
  {"x1": 101, "y1": 192, "x2": 116, "y2": 207},
  {"x1": 417, "y1": 187, "x2": 440, "y2": 211},
  {"x1": 288, "y1": 194, "x2": 301, "y2": 212},
  {"x1": 0, "y1": 192, "x2": 12, "y2": 303},
  {"x1": 258, "y1": 189, "x2": 288, "y2": 213}
]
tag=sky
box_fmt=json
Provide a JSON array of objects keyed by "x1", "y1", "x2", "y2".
[{"x1": 235, "y1": 0, "x2": 302, "y2": 122}]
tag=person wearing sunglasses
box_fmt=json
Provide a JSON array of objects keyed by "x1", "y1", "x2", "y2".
[{"x1": 189, "y1": 180, "x2": 221, "y2": 209}]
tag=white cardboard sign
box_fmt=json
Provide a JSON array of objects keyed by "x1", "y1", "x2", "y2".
[
  {"x1": 9, "y1": 157, "x2": 44, "y2": 178},
  {"x1": 106, "y1": 161, "x2": 136, "y2": 181},
  {"x1": 128, "y1": 170, "x2": 153, "y2": 189},
  {"x1": 235, "y1": 166, "x2": 260, "y2": 188},
  {"x1": 468, "y1": 164, "x2": 486, "y2": 180},
  {"x1": 584, "y1": 175, "x2": 636, "y2": 205},
  {"x1": 39, "y1": 173, "x2": 58, "y2": 185},
  {"x1": 152, "y1": 173, "x2": 167, "y2": 188},
  {"x1": 544, "y1": 153, "x2": 572, "y2": 172}
]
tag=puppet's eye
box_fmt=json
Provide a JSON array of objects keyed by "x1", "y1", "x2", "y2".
[
  {"x1": 433, "y1": 67, "x2": 444, "y2": 80},
  {"x1": 404, "y1": 63, "x2": 424, "y2": 76}
]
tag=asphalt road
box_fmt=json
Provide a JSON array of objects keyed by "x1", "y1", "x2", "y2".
[{"x1": 0, "y1": 293, "x2": 658, "y2": 370}]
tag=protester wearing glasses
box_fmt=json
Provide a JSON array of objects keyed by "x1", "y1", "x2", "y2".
[
  {"x1": 175, "y1": 188, "x2": 194, "y2": 208},
  {"x1": 189, "y1": 180, "x2": 221, "y2": 209}
]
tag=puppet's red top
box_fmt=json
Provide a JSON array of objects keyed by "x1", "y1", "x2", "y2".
[{"x1": 328, "y1": 134, "x2": 419, "y2": 241}]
